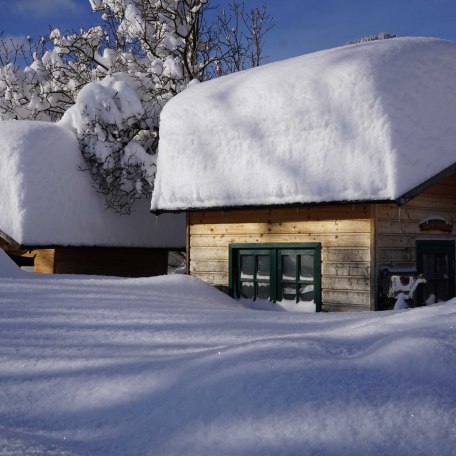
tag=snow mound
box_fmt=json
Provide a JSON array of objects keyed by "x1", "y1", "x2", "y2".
[
  {"x1": 152, "y1": 37, "x2": 456, "y2": 211},
  {"x1": 0, "y1": 274, "x2": 455, "y2": 455},
  {"x1": 0, "y1": 248, "x2": 24, "y2": 278},
  {"x1": 0, "y1": 120, "x2": 184, "y2": 247}
]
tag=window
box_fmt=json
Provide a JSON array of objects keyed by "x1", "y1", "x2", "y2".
[{"x1": 229, "y1": 243, "x2": 321, "y2": 311}]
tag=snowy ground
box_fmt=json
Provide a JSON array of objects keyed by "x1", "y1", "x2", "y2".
[{"x1": 0, "y1": 257, "x2": 455, "y2": 455}]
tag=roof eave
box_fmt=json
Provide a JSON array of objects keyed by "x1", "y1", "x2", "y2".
[
  {"x1": 0, "y1": 230, "x2": 23, "y2": 250},
  {"x1": 151, "y1": 197, "x2": 395, "y2": 215},
  {"x1": 394, "y1": 162, "x2": 456, "y2": 206}
]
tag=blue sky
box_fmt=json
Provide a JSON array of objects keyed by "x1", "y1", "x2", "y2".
[{"x1": 1, "y1": 0, "x2": 456, "y2": 63}]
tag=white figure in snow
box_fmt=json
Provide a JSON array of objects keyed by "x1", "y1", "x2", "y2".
[{"x1": 394, "y1": 293, "x2": 409, "y2": 310}]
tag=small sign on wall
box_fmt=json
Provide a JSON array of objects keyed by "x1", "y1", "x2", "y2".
[{"x1": 419, "y1": 217, "x2": 453, "y2": 233}]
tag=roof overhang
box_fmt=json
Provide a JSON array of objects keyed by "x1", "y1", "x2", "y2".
[
  {"x1": 0, "y1": 230, "x2": 22, "y2": 250},
  {"x1": 394, "y1": 162, "x2": 456, "y2": 206}
]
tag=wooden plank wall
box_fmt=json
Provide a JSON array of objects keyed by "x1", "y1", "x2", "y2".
[
  {"x1": 375, "y1": 173, "x2": 456, "y2": 272},
  {"x1": 33, "y1": 249, "x2": 55, "y2": 274},
  {"x1": 189, "y1": 205, "x2": 373, "y2": 311},
  {"x1": 32, "y1": 247, "x2": 168, "y2": 277}
]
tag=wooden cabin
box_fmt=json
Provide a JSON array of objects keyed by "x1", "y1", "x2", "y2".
[
  {"x1": 186, "y1": 168, "x2": 456, "y2": 311},
  {"x1": 151, "y1": 37, "x2": 456, "y2": 311},
  {"x1": 0, "y1": 120, "x2": 185, "y2": 277}
]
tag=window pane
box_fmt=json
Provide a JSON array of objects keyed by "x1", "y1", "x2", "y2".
[
  {"x1": 241, "y1": 282, "x2": 254, "y2": 299},
  {"x1": 422, "y1": 253, "x2": 449, "y2": 280},
  {"x1": 426, "y1": 278, "x2": 437, "y2": 297},
  {"x1": 435, "y1": 253, "x2": 449, "y2": 279},
  {"x1": 240, "y1": 255, "x2": 254, "y2": 280},
  {"x1": 257, "y1": 255, "x2": 270, "y2": 280},
  {"x1": 422, "y1": 253, "x2": 433, "y2": 279},
  {"x1": 282, "y1": 255, "x2": 297, "y2": 281},
  {"x1": 257, "y1": 283, "x2": 270, "y2": 300},
  {"x1": 300, "y1": 254, "x2": 314, "y2": 281},
  {"x1": 281, "y1": 283, "x2": 296, "y2": 301},
  {"x1": 436, "y1": 280, "x2": 449, "y2": 301},
  {"x1": 299, "y1": 284, "x2": 314, "y2": 303}
]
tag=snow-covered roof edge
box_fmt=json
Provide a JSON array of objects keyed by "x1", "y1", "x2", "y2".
[{"x1": 152, "y1": 162, "x2": 456, "y2": 214}]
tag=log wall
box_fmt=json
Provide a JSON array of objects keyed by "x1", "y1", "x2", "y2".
[{"x1": 189, "y1": 205, "x2": 374, "y2": 311}]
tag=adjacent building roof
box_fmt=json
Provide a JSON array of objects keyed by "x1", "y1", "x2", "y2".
[
  {"x1": 151, "y1": 37, "x2": 456, "y2": 212},
  {"x1": 0, "y1": 120, "x2": 185, "y2": 248}
]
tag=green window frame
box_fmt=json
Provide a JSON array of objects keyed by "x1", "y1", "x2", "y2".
[{"x1": 229, "y1": 243, "x2": 321, "y2": 312}]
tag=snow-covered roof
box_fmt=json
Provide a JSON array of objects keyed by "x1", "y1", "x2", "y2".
[
  {"x1": 0, "y1": 120, "x2": 185, "y2": 248},
  {"x1": 151, "y1": 37, "x2": 456, "y2": 212}
]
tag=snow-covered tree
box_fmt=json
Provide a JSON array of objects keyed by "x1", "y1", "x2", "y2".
[
  {"x1": 0, "y1": 1, "x2": 273, "y2": 214},
  {"x1": 0, "y1": 33, "x2": 70, "y2": 121}
]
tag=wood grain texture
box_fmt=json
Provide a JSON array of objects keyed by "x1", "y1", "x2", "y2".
[
  {"x1": 189, "y1": 205, "x2": 373, "y2": 311},
  {"x1": 375, "y1": 172, "x2": 456, "y2": 273}
]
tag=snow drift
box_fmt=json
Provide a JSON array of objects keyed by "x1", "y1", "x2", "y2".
[
  {"x1": 0, "y1": 247, "x2": 25, "y2": 278},
  {"x1": 0, "y1": 120, "x2": 184, "y2": 247},
  {"x1": 0, "y1": 273, "x2": 455, "y2": 455},
  {"x1": 151, "y1": 37, "x2": 456, "y2": 211}
]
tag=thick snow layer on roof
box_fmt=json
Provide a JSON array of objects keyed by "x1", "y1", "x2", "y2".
[
  {"x1": 0, "y1": 120, "x2": 185, "y2": 247},
  {"x1": 151, "y1": 37, "x2": 456, "y2": 211}
]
